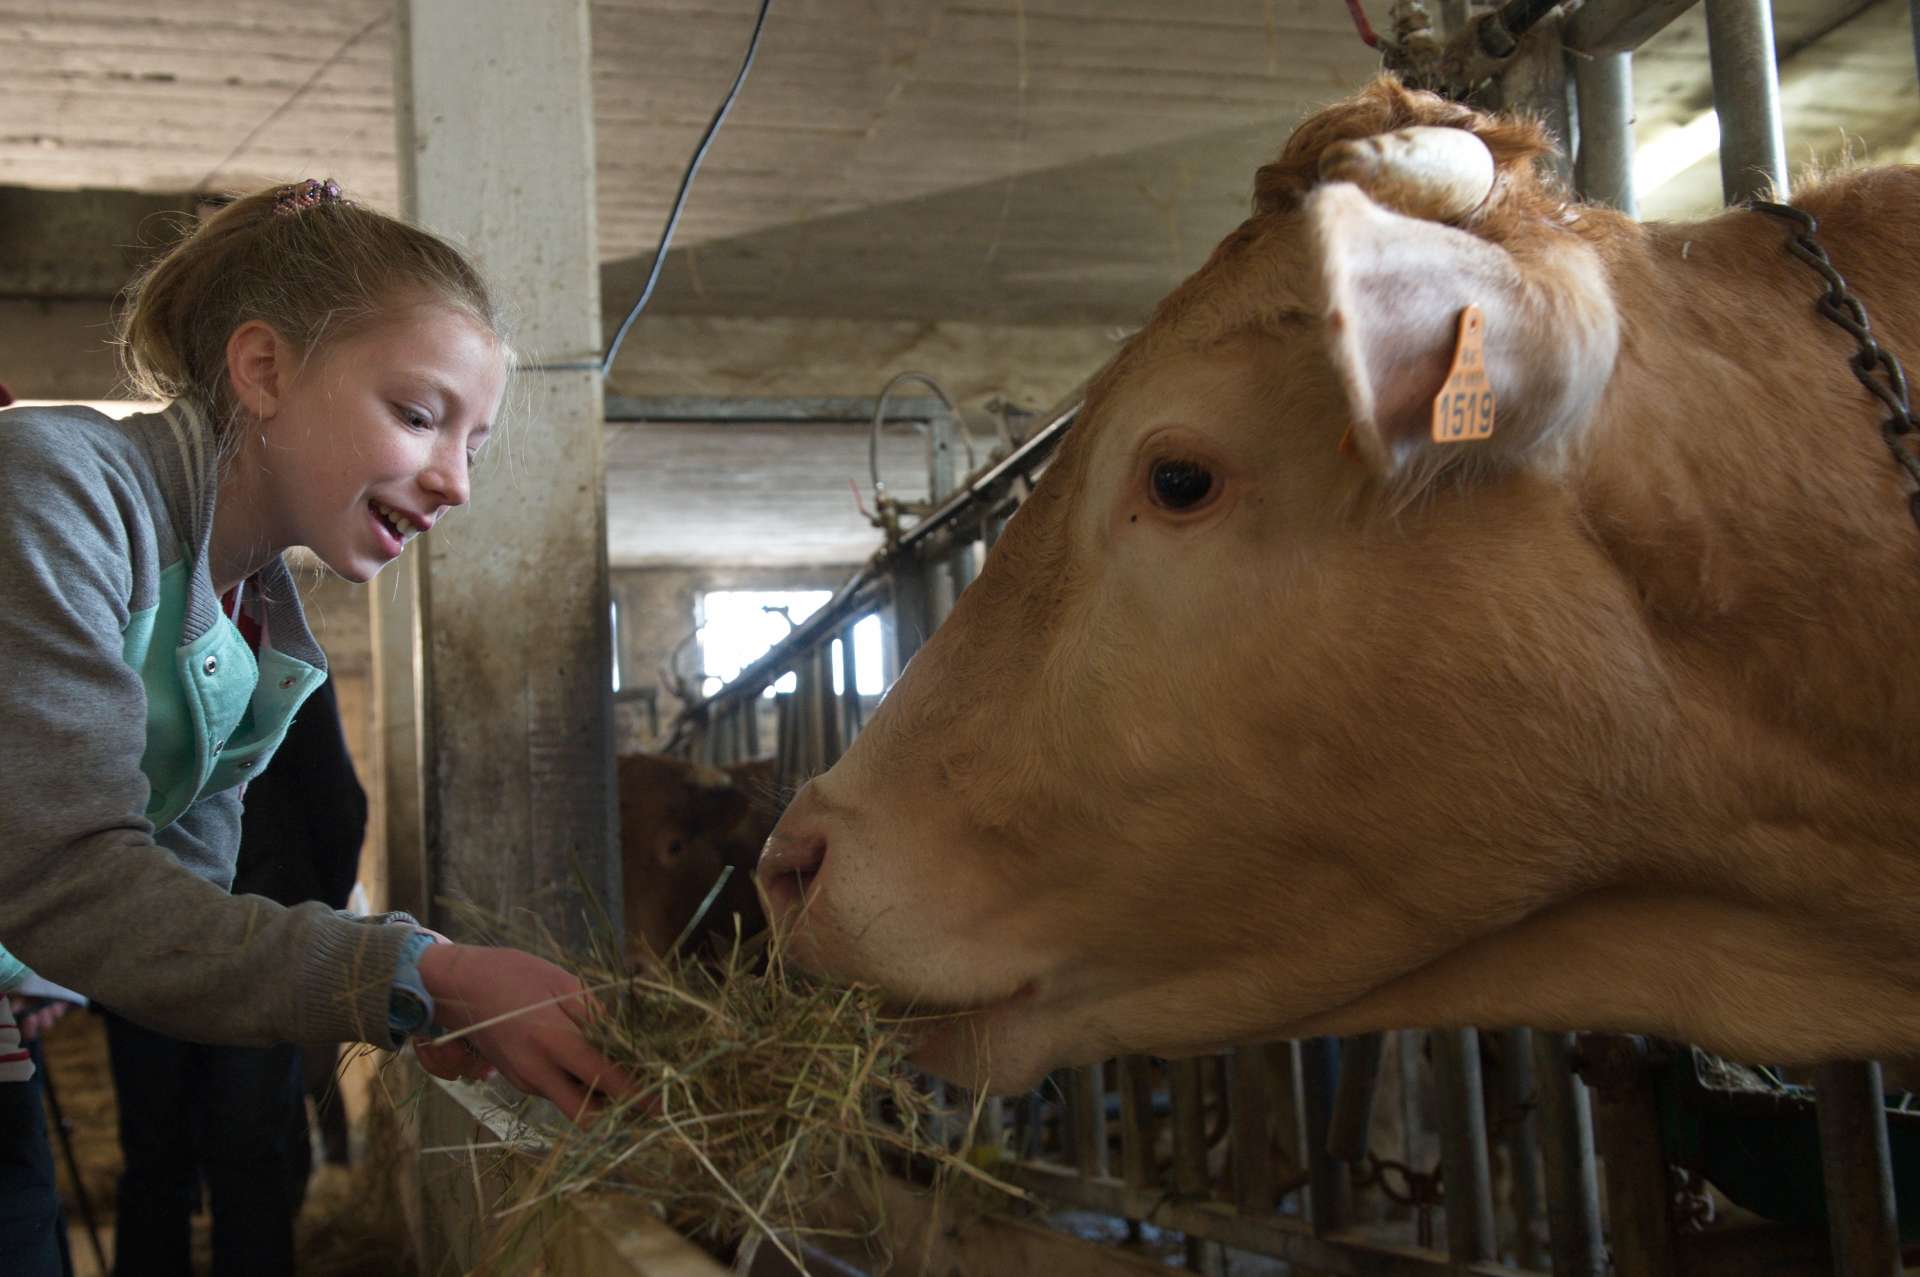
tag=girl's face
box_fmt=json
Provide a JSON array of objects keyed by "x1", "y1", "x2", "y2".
[{"x1": 254, "y1": 302, "x2": 507, "y2": 583}]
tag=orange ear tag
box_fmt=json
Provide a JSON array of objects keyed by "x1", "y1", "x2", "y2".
[{"x1": 1430, "y1": 305, "x2": 1495, "y2": 444}]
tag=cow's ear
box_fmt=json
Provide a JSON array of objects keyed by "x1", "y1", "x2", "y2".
[
  {"x1": 689, "y1": 780, "x2": 749, "y2": 833},
  {"x1": 1308, "y1": 181, "x2": 1619, "y2": 481}
]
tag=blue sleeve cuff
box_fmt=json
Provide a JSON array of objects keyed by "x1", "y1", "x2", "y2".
[{"x1": 387, "y1": 929, "x2": 440, "y2": 1045}]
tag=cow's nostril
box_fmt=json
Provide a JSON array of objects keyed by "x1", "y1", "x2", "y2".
[{"x1": 758, "y1": 828, "x2": 826, "y2": 887}]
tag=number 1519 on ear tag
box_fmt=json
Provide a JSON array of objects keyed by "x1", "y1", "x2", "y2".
[{"x1": 1430, "y1": 305, "x2": 1495, "y2": 444}]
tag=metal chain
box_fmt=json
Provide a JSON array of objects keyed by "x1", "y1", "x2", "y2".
[
  {"x1": 1356, "y1": 1152, "x2": 1445, "y2": 1248},
  {"x1": 1750, "y1": 200, "x2": 1920, "y2": 528}
]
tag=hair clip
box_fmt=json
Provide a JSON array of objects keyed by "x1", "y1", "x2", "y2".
[{"x1": 272, "y1": 178, "x2": 343, "y2": 216}]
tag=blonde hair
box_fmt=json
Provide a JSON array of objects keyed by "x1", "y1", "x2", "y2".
[{"x1": 117, "y1": 180, "x2": 506, "y2": 427}]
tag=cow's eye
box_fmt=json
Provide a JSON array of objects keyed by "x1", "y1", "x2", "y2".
[
  {"x1": 666, "y1": 838, "x2": 685, "y2": 859},
  {"x1": 1149, "y1": 458, "x2": 1215, "y2": 511}
]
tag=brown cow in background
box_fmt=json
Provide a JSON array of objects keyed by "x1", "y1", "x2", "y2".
[{"x1": 619, "y1": 752, "x2": 776, "y2": 964}]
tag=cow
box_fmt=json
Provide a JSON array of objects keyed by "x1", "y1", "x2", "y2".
[
  {"x1": 756, "y1": 76, "x2": 1920, "y2": 1096},
  {"x1": 619, "y1": 752, "x2": 775, "y2": 964}
]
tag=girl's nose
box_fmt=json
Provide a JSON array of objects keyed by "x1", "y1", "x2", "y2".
[{"x1": 424, "y1": 447, "x2": 471, "y2": 509}]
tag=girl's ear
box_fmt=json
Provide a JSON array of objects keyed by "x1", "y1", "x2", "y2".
[
  {"x1": 225, "y1": 320, "x2": 288, "y2": 419},
  {"x1": 1309, "y1": 181, "x2": 1619, "y2": 480}
]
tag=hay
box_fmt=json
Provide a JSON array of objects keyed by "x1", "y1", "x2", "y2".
[{"x1": 459, "y1": 899, "x2": 1024, "y2": 1272}]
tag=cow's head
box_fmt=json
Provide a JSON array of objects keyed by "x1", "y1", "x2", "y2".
[
  {"x1": 619, "y1": 753, "x2": 768, "y2": 963},
  {"x1": 760, "y1": 79, "x2": 1657, "y2": 1092}
]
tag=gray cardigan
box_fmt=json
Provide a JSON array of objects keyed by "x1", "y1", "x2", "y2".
[{"x1": 0, "y1": 401, "x2": 414, "y2": 1046}]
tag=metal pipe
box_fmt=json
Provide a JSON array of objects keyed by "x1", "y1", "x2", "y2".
[
  {"x1": 1326, "y1": 1031, "x2": 1387, "y2": 1164},
  {"x1": 1073, "y1": 1063, "x2": 1109, "y2": 1178},
  {"x1": 679, "y1": 404, "x2": 1075, "y2": 730},
  {"x1": 1117, "y1": 1055, "x2": 1158, "y2": 1189},
  {"x1": 1532, "y1": 1031, "x2": 1605, "y2": 1277},
  {"x1": 1300, "y1": 1037, "x2": 1351, "y2": 1235},
  {"x1": 836, "y1": 621, "x2": 862, "y2": 746},
  {"x1": 1499, "y1": 1028, "x2": 1548, "y2": 1272},
  {"x1": 1429, "y1": 1029, "x2": 1497, "y2": 1264},
  {"x1": 1815, "y1": 1060, "x2": 1902, "y2": 1277},
  {"x1": 1398, "y1": 1028, "x2": 1424, "y2": 1174},
  {"x1": 1229, "y1": 1044, "x2": 1279, "y2": 1213},
  {"x1": 1912, "y1": 0, "x2": 1920, "y2": 103},
  {"x1": 814, "y1": 643, "x2": 842, "y2": 766},
  {"x1": 1704, "y1": 0, "x2": 1787, "y2": 204},
  {"x1": 1572, "y1": 50, "x2": 1637, "y2": 216}
]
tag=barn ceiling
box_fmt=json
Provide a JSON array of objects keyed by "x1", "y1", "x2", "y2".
[{"x1": 4, "y1": 0, "x2": 1915, "y2": 564}]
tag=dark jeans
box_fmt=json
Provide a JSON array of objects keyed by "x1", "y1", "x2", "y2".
[
  {"x1": 0, "y1": 1039, "x2": 75, "y2": 1277},
  {"x1": 103, "y1": 1013, "x2": 307, "y2": 1277}
]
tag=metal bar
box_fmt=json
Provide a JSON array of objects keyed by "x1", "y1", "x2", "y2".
[
  {"x1": 1531, "y1": 1031, "x2": 1605, "y2": 1277},
  {"x1": 813, "y1": 643, "x2": 842, "y2": 766},
  {"x1": 897, "y1": 405, "x2": 1075, "y2": 557},
  {"x1": 604, "y1": 394, "x2": 947, "y2": 423},
  {"x1": 1564, "y1": 0, "x2": 1699, "y2": 55},
  {"x1": 1491, "y1": 25, "x2": 1575, "y2": 189},
  {"x1": 1572, "y1": 50, "x2": 1638, "y2": 216},
  {"x1": 1399, "y1": 1028, "x2": 1425, "y2": 1172},
  {"x1": 1301, "y1": 1036, "x2": 1351, "y2": 1235},
  {"x1": 1117, "y1": 1055, "x2": 1159, "y2": 1189},
  {"x1": 1229, "y1": 1043, "x2": 1279, "y2": 1214},
  {"x1": 836, "y1": 622, "x2": 862, "y2": 746},
  {"x1": 1002, "y1": 1161, "x2": 1517, "y2": 1277},
  {"x1": 1327, "y1": 1032, "x2": 1387, "y2": 1164},
  {"x1": 672, "y1": 405, "x2": 1073, "y2": 733},
  {"x1": 981, "y1": 1095, "x2": 1006, "y2": 1152},
  {"x1": 773, "y1": 690, "x2": 797, "y2": 797},
  {"x1": 926, "y1": 555, "x2": 957, "y2": 632},
  {"x1": 1704, "y1": 0, "x2": 1788, "y2": 204},
  {"x1": 1498, "y1": 1028, "x2": 1548, "y2": 1272},
  {"x1": 890, "y1": 561, "x2": 933, "y2": 676},
  {"x1": 1814, "y1": 1060, "x2": 1901, "y2": 1277},
  {"x1": 744, "y1": 691, "x2": 761, "y2": 757},
  {"x1": 1072, "y1": 1064, "x2": 1109, "y2": 1179},
  {"x1": 1429, "y1": 1029, "x2": 1497, "y2": 1264},
  {"x1": 1912, "y1": 0, "x2": 1920, "y2": 103},
  {"x1": 1171, "y1": 1058, "x2": 1209, "y2": 1199}
]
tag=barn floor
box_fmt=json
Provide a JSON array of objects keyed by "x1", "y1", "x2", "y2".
[{"x1": 38, "y1": 1009, "x2": 415, "y2": 1277}]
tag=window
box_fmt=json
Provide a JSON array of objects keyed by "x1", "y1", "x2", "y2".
[
  {"x1": 697, "y1": 591, "x2": 887, "y2": 699},
  {"x1": 698, "y1": 590, "x2": 830, "y2": 697},
  {"x1": 831, "y1": 615, "x2": 886, "y2": 698}
]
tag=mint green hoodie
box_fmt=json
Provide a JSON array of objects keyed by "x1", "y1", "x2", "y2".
[{"x1": 0, "y1": 402, "x2": 415, "y2": 1046}]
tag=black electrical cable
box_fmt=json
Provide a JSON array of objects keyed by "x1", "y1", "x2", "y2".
[{"x1": 598, "y1": 0, "x2": 775, "y2": 378}]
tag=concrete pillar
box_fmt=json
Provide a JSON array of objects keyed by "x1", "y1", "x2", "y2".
[{"x1": 387, "y1": 0, "x2": 618, "y2": 952}]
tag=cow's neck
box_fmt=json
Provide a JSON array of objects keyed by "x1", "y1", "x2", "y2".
[
  {"x1": 1288, "y1": 879, "x2": 1920, "y2": 1064},
  {"x1": 1411, "y1": 185, "x2": 1920, "y2": 1056},
  {"x1": 1573, "y1": 192, "x2": 1920, "y2": 821}
]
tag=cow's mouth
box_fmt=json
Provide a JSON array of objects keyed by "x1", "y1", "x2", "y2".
[{"x1": 880, "y1": 978, "x2": 1037, "y2": 1024}]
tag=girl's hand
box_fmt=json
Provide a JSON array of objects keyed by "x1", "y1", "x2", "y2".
[
  {"x1": 412, "y1": 1033, "x2": 495, "y2": 1084},
  {"x1": 415, "y1": 943, "x2": 633, "y2": 1126}
]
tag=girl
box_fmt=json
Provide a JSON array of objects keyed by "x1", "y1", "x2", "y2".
[{"x1": 0, "y1": 178, "x2": 630, "y2": 1274}]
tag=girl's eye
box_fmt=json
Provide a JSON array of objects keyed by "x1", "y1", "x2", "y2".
[
  {"x1": 395, "y1": 405, "x2": 432, "y2": 430},
  {"x1": 1148, "y1": 457, "x2": 1216, "y2": 511}
]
